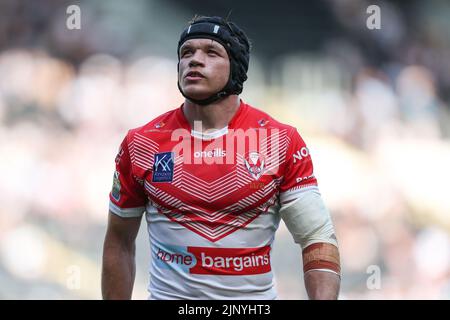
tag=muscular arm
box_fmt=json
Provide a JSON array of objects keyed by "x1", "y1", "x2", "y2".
[
  {"x1": 302, "y1": 243, "x2": 341, "y2": 300},
  {"x1": 304, "y1": 270, "x2": 340, "y2": 300},
  {"x1": 101, "y1": 211, "x2": 142, "y2": 300},
  {"x1": 305, "y1": 270, "x2": 341, "y2": 300},
  {"x1": 280, "y1": 190, "x2": 341, "y2": 300}
]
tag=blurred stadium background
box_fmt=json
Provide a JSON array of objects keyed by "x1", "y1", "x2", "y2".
[{"x1": 0, "y1": 0, "x2": 449, "y2": 299}]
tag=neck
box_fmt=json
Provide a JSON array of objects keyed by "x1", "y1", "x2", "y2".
[{"x1": 182, "y1": 95, "x2": 240, "y2": 132}]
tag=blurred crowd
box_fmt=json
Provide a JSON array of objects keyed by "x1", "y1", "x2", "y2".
[{"x1": 0, "y1": 0, "x2": 449, "y2": 299}]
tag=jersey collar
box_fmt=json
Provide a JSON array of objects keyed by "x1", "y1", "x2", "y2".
[{"x1": 176, "y1": 99, "x2": 247, "y2": 140}]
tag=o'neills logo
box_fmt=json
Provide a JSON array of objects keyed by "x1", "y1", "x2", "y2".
[
  {"x1": 188, "y1": 246, "x2": 271, "y2": 275},
  {"x1": 154, "y1": 244, "x2": 271, "y2": 276},
  {"x1": 194, "y1": 148, "x2": 226, "y2": 158}
]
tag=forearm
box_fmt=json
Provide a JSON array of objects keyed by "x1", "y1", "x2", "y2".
[
  {"x1": 279, "y1": 191, "x2": 341, "y2": 299},
  {"x1": 101, "y1": 243, "x2": 136, "y2": 299},
  {"x1": 302, "y1": 242, "x2": 341, "y2": 300},
  {"x1": 304, "y1": 270, "x2": 340, "y2": 300}
]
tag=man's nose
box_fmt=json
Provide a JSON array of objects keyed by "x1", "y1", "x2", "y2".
[{"x1": 188, "y1": 51, "x2": 206, "y2": 67}]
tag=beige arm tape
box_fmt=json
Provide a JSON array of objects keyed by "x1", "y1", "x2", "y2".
[{"x1": 280, "y1": 189, "x2": 340, "y2": 275}]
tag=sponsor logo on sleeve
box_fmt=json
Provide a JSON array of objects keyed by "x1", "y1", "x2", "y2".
[
  {"x1": 296, "y1": 174, "x2": 315, "y2": 184},
  {"x1": 115, "y1": 146, "x2": 124, "y2": 165},
  {"x1": 293, "y1": 147, "x2": 310, "y2": 164},
  {"x1": 111, "y1": 171, "x2": 121, "y2": 201}
]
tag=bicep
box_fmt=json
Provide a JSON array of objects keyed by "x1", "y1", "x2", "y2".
[
  {"x1": 279, "y1": 190, "x2": 337, "y2": 249},
  {"x1": 105, "y1": 211, "x2": 142, "y2": 247}
]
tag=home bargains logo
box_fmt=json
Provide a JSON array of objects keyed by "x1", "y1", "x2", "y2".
[{"x1": 153, "y1": 244, "x2": 271, "y2": 276}]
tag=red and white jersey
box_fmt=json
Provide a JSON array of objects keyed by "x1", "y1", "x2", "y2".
[{"x1": 109, "y1": 100, "x2": 318, "y2": 299}]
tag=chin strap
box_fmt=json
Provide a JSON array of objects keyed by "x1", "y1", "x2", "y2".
[{"x1": 177, "y1": 78, "x2": 231, "y2": 106}]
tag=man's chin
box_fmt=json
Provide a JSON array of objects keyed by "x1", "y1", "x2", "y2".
[{"x1": 183, "y1": 89, "x2": 214, "y2": 101}]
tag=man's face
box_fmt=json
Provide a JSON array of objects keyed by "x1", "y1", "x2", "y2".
[{"x1": 178, "y1": 38, "x2": 230, "y2": 100}]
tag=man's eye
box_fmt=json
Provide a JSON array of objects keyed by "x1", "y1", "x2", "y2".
[
  {"x1": 181, "y1": 50, "x2": 192, "y2": 57},
  {"x1": 208, "y1": 50, "x2": 218, "y2": 56}
]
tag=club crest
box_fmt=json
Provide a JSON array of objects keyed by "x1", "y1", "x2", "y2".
[{"x1": 244, "y1": 151, "x2": 265, "y2": 180}]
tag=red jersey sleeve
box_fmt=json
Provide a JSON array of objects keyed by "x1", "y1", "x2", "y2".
[
  {"x1": 109, "y1": 134, "x2": 147, "y2": 217},
  {"x1": 279, "y1": 127, "x2": 319, "y2": 204}
]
